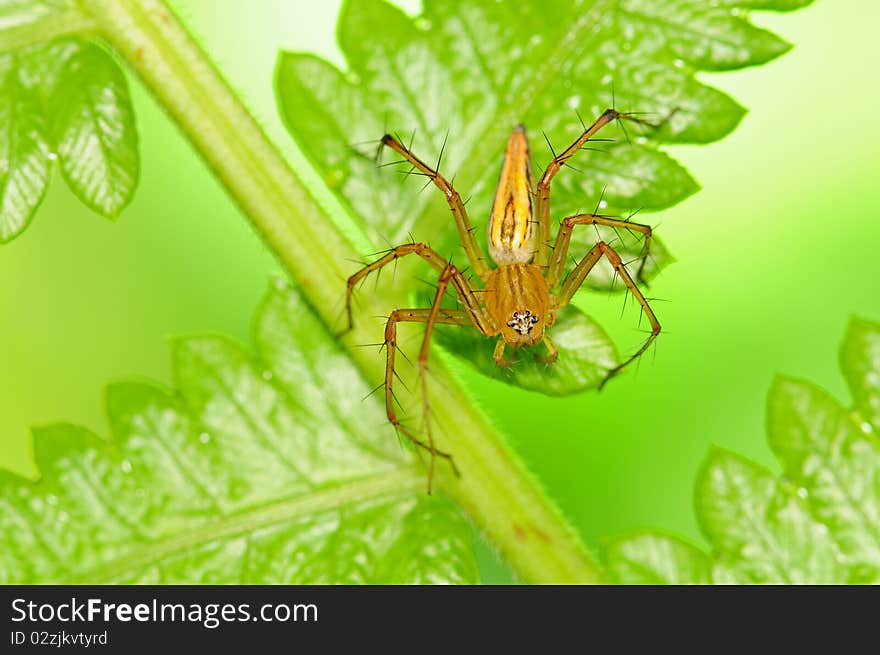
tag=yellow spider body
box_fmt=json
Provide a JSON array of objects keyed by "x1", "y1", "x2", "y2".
[{"x1": 346, "y1": 110, "x2": 662, "y2": 491}]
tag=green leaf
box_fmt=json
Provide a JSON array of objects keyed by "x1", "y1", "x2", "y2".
[
  {"x1": 0, "y1": 50, "x2": 50, "y2": 242},
  {"x1": 697, "y1": 447, "x2": 845, "y2": 584},
  {"x1": 768, "y1": 376, "x2": 880, "y2": 582},
  {"x1": 435, "y1": 304, "x2": 617, "y2": 396},
  {"x1": 714, "y1": 0, "x2": 813, "y2": 11},
  {"x1": 0, "y1": 0, "x2": 68, "y2": 32},
  {"x1": 0, "y1": 37, "x2": 138, "y2": 241},
  {"x1": 604, "y1": 532, "x2": 711, "y2": 584},
  {"x1": 841, "y1": 318, "x2": 880, "y2": 432},
  {"x1": 0, "y1": 281, "x2": 478, "y2": 584},
  {"x1": 614, "y1": 0, "x2": 794, "y2": 71},
  {"x1": 607, "y1": 318, "x2": 880, "y2": 584},
  {"x1": 49, "y1": 41, "x2": 138, "y2": 217},
  {"x1": 0, "y1": 1, "x2": 96, "y2": 58},
  {"x1": 277, "y1": 0, "x2": 790, "y2": 250},
  {"x1": 1, "y1": 40, "x2": 89, "y2": 242},
  {"x1": 276, "y1": 0, "x2": 801, "y2": 394}
]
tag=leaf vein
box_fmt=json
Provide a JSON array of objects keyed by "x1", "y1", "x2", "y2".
[{"x1": 71, "y1": 468, "x2": 422, "y2": 583}]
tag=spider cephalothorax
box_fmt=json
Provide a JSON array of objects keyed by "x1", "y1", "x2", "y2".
[
  {"x1": 484, "y1": 262, "x2": 552, "y2": 348},
  {"x1": 346, "y1": 109, "x2": 662, "y2": 491}
]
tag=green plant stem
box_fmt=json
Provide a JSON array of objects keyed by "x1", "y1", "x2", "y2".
[{"x1": 77, "y1": 0, "x2": 604, "y2": 583}]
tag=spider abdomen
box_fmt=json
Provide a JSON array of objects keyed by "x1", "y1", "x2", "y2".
[
  {"x1": 487, "y1": 125, "x2": 535, "y2": 265},
  {"x1": 485, "y1": 263, "x2": 551, "y2": 348}
]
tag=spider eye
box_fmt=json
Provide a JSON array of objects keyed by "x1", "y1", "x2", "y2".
[{"x1": 507, "y1": 310, "x2": 540, "y2": 334}]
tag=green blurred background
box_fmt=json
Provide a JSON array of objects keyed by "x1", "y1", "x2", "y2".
[{"x1": 2, "y1": 0, "x2": 879, "y2": 582}]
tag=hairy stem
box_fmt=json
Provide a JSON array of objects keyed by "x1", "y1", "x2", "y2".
[{"x1": 78, "y1": 0, "x2": 604, "y2": 583}]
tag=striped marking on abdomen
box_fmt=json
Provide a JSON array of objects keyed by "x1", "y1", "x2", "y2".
[{"x1": 488, "y1": 125, "x2": 535, "y2": 265}]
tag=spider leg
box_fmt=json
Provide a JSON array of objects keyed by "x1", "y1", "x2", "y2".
[
  {"x1": 345, "y1": 242, "x2": 495, "y2": 334},
  {"x1": 554, "y1": 241, "x2": 660, "y2": 388},
  {"x1": 533, "y1": 109, "x2": 622, "y2": 268},
  {"x1": 493, "y1": 338, "x2": 511, "y2": 368},
  {"x1": 548, "y1": 213, "x2": 653, "y2": 288},
  {"x1": 384, "y1": 305, "x2": 473, "y2": 493},
  {"x1": 417, "y1": 264, "x2": 474, "y2": 489},
  {"x1": 379, "y1": 134, "x2": 491, "y2": 280},
  {"x1": 535, "y1": 333, "x2": 559, "y2": 364}
]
